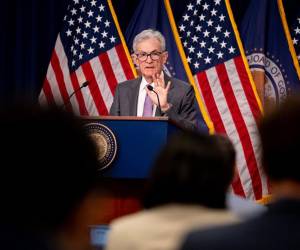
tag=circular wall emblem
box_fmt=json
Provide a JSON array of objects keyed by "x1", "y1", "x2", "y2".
[
  {"x1": 247, "y1": 52, "x2": 290, "y2": 106},
  {"x1": 84, "y1": 123, "x2": 117, "y2": 171}
]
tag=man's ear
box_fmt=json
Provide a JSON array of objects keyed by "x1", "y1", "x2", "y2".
[
  {"x1": 131, "y1": 53, "x2": 139, "y2": 67},
  {"x1": 162, "y1": 51, "x2": 168, "y2": 64}
]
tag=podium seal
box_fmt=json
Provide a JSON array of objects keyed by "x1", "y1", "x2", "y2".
[{"x1": 84, "y1": 123, "x2": 117, "y2": 171}]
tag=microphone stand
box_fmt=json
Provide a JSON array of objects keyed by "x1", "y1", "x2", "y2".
[
  {"x1": 146, "y1": 85, "x2": 162, "y2": 115},
  {"x1": 60, "y1": 81, "x2": 89, "y2": 110}
]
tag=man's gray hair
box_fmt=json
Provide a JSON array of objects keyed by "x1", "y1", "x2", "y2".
[{"x1": 132, "y1": 29, "x2": 166, "y2": 53}]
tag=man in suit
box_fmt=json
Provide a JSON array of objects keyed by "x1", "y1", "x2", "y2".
[
  {"x1": 110, "y1": 29, "x2": 199, "y2": 130},
  {"x1": 180, "y1": 94, "x2": 300, "y2": 250}
]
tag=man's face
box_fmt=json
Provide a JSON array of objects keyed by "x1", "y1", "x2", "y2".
[{"x1": 134, "y1": 38, "x2": 168, "y2": 81}]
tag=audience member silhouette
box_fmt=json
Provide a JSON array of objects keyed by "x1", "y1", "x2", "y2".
[
  {"x1": 180, "y1": 94, "x2": 300, "y2": 250},
  {"x1": 0, "y1": 105, "x2": 101, "y2": 250},
  {"x1": 105, "y1": 131, "x2": 238, "y2": 250}
]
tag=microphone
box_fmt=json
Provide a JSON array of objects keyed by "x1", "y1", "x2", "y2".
[
  {"x1": 147, "y1": 85, "x2": 162, "y2": 115},
  {"x1": 61, "y1": 81, "x2": 89, "y2": 109}
]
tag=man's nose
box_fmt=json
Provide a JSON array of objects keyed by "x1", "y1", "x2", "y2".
[{"x1": 145, "y1": 54, "x2": 153, "y2": 63}]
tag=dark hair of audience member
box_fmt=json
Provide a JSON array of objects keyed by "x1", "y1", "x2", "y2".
[
  {"x1": 0, "y1": 104, "x2": 100, "y2": 235},
  {"x1": 143, "y1": 131, "x2": 235, "y2": 209},
  {"x1": 259, "y1": 94, "x2": 300, "y2": 182}
]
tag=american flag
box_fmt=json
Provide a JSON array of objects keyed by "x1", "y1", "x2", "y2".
[
  {"x1": 178, "y1": 0, "x2": 268, "y2": 200},
  {"x1": 291, "y1": 15, "x2": 300, "y2": 63},
  {"x1": 39, "y1": 0, "x2": 136, "y2": 115}
]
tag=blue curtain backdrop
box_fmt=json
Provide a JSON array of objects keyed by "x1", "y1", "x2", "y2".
[{"x1": 0, "y1": 0, "x2": 296, "y2": 105}]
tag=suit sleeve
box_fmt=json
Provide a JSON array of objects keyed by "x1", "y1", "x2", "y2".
[
  {"x1": 165, "y1": 85, "x2": 198, "y2": 131},
  {"x1": 109, "y1": 85, "x2": 120, "y2": 116}
]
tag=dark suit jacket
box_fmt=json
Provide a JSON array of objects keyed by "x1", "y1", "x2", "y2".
[
  {"x1": 110, "y1": 74, "x2": 199, "y2": 130},
  {"x1": 180, "y1": 199, "x2": 300, "y2": 250}
]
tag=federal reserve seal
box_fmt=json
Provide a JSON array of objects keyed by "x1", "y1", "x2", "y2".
[
  {"x1": 84, "y1": 123, "x2": 117, "y2": 171},
  {"x1": 247, "y1": 51, "x2": 291, "y2": 106}
]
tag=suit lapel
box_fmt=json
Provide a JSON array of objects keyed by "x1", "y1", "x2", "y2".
[{"x1": 129, "y1": 77, "x2": 142, "y2": 116}]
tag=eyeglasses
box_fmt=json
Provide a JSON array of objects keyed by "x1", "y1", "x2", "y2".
[{"x1": 135, "y1": 51, "x2": 164, "y2": 61}]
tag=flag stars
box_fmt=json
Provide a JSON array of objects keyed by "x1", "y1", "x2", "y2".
[
  {"x1": 76, "y1": 27, "x2": 81, "y2": 34},
  {"x1": 207, "y1": 19, "x2": 213, "y2": 26},
  {"x1": 82, "y1": 31, "x2": 88, "y2": 39},
  {"x1": 187, "y1": 56, "x2": 192, "y2": 63},
  {"x1": 204, "y1": 56, "x2": 211, "y2": 64},
  {"x1": 99, "y1": 41, "x2": 105, "y2": 48},
  {"x1": 74, "y1": 37, "x2": 79, "y2": 44},
  {"x1": 211, "y1": 8, "x2": 217, "y2": 16},
  {"x1": 219, "y1": 14, "x2": 225, "y2": 22},
  {"x1": 179, "y1": 24, "x2": 186, "y2": 32},
  {"x1": 187, "y1": 31, "x2": 191, "y2": 37},
  {"x1": 203, "y1": 3, "x2": 209, "y2": 10},
  {"x1": 214, "y1": 0, "x2": 221, "y2": 5},
  {"x1": 68, "y1": 19, "x2": 75, "y2": 26},
  {"x1": 217, "y1": 51, "x2": 224, "y2": 58},
  {"x1": 293, "y1": 37, "x2": 298, "y2": 45},
  {"x1": 197, "y1": 51, "x2": 203, "y2": 58},
  {"x1": 96, "y1": 15, "x2": 102, "y2": 22},
  {"x1": 194, "y1": 61, "x2": 200, "y2": 69},
  {"x1": 215, "y1": 25, "x2": 222, "y2": 32},
  {"x1": 228, "y1": 46, "x2": 235, "y2": 53},
  {"x1": 183, "y1": 14, "x2": 190, "y2": 21},
  {"x1": 78, "y1": 16, "x2": 83, "y2": 23},
  {"x1": 80, "y1": 42, "x2": 85, "y2": 49},
  {"x1": 80, "y1": 5, "x2": 86, "y2": 12},
  {"x1": 196, "y1": 0, "x2": 202, "y2": 4},
  {"x1": 72, "y1": 49, "x2": 77, "y2": 56},
  {"x1": 200, "y1": 41, "x2": 206, "y2": 47},
  {"x1": 90, "y1": 0, "x2": 97, "y2": 6},
  {"x1": 208, "y1": 46, "x2": 215, "y2": 53},
  {"x1": 199, "y1": 14, "x2": 205, "y2": 21},
  {"x1": 183, "y1": 41, "x2": 188, "y2": 47},
  {"x1": 220, "y1": 41, "x2": 227, "y2": 48},
  {"x1": 84, "y1": 21, "x2": 91, "y2": 28},
  {"x1": 110, "y1": 36, "x2": 116, "y2": 43},
  {"x1": 105, "y1": 20, "x2": 111, "y2": 27},
  {"x1": 66, "y1": 29, "x2": 72, "y2": 36},
  {"x1": 294, "y1": 27, "x2": 300, "y2": 34},
  {"x1": 93, "y1": 26, "x2": 100, "y2": 33},
  {"x1": 73, "y1": 0, "x2": 79, "y2": 4},
  {"x1": 224, "y1": 30, "x2": 230, "y2": 37},
  {"x1": 188, "y1": 45, "x2": 195, "y2": 53},
  {"x1": 99, "y1": 4, "x2": 105, "y2": 11},
  {"x1": 79, "y1": 53, "x2": 83, "y2": 60},
  {"x1": 70, "y1": 8, "x2": 77, "y2": 15},
  {"x1": 195, "y1": 25, "x2": 202, "y2": 31},
  {"x1": 203, "y1": 30, "x2": 210, "y2": 37},
  {"x1": 87, "y1": 10, "x2": 94, "y2": 17},
  {"x1": 101, "y1": 30, "x2": 108, "y2": 38},
  {"x1": 88, "y1": 47, "x2": 94, "y2": 54},
  {"x1": 193, "y1": 9, "x2": 198, "y2": 16},
  {"x1": 192, "y1": 35, "x2": 199, "y2": 42},
  {"x1": 187, "y1": 3, "x2": 194, "y2": 10},
  {"x1": 211, "y1": 35, "x2": 218, "y2": 43},
  {"x1": 90, "y1": 36, "x2": 97, "y2": 44}
]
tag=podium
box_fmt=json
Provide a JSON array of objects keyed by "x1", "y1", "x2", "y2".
[{"x1": 82, "y1": 116, "x2": 181, "y2": 224}]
